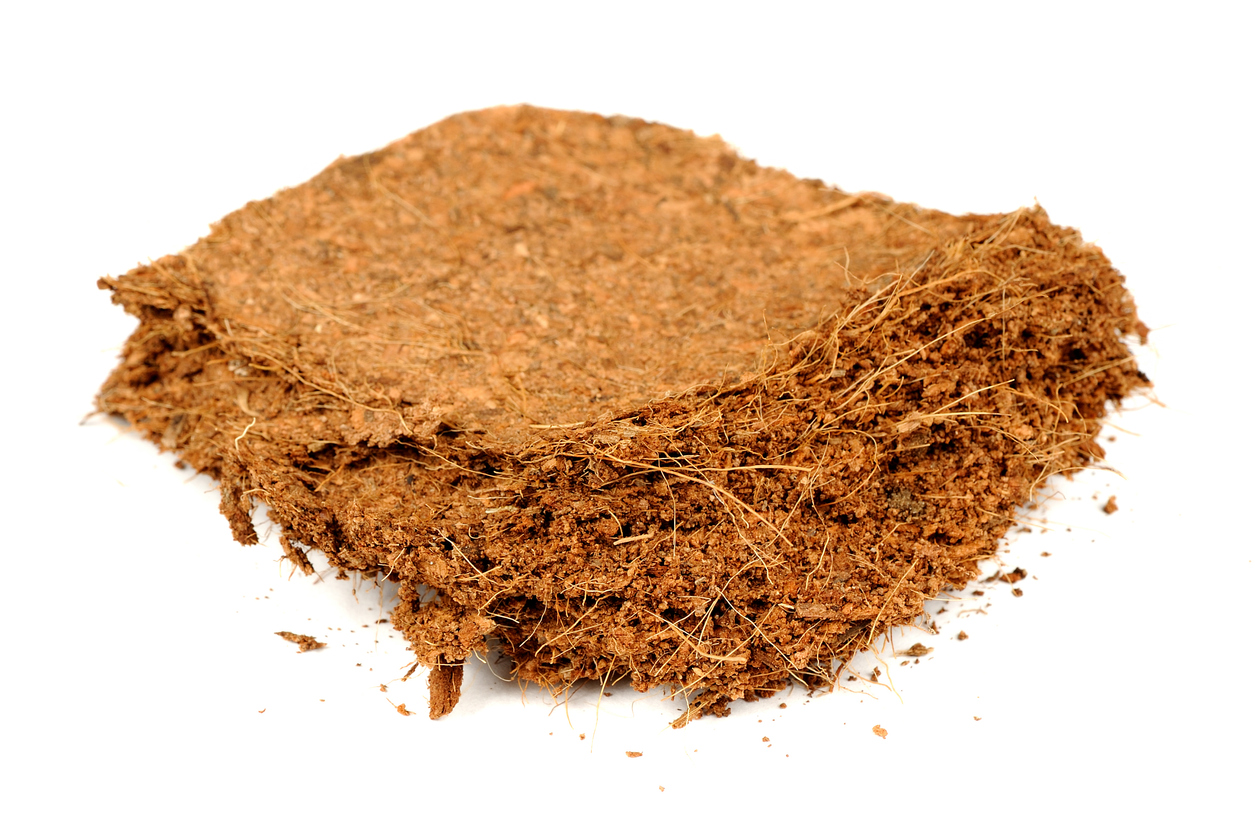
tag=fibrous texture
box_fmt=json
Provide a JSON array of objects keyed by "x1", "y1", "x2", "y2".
[{"x1": 98, "y1": 106, "x2": 1147, "y2": 722}]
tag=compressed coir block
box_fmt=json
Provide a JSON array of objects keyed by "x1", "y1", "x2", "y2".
[{"x1": 98, "y1": 105, "x2": 1148, "y2": 723}]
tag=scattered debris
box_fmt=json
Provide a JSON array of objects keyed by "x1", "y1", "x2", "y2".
[
  {"x1": 274, "y1": 632, "x2": 326, "y2": 653},
  {"x1": 996, "y1": 568, "x2": 1027, "y2": 584}
]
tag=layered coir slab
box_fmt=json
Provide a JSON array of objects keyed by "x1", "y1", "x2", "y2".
[{"x1": 98, "y1": 105, "x2": 1147, "y2": 722}]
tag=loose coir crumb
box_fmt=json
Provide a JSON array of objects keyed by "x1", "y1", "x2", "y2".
[
  {"x1": 996, "y1": 568, "x2": 1027, "y2": 584},
  {"x1": 274, "y1": 632, "x2": 326, "y2": 653}
]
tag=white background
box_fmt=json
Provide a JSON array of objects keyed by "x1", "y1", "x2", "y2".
[{"x1": 3, "y1": 2, "x2": 1251, "y2": 831}]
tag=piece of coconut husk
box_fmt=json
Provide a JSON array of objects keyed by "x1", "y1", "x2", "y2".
[{"x1": 97, "y1": 105, "x2": 1148, "y2": 722}]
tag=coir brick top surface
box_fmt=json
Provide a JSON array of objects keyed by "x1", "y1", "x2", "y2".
[{"x1": 99, "y1": 105, "x2": 1148, "y2": 722}]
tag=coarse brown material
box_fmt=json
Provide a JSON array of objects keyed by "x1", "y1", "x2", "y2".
[
  {"x1": 998, "y1": 568, "x2": 1028, "y2": 584},
  {"x1": 275, "y1": 631, "x2": 326, "y2": 652},
  {"x1": 426, "y1": 660, "x2": 464, "y2": 720},
  {"x1": 97, "y1": 105, "x2": 1148, "y2": 723}
]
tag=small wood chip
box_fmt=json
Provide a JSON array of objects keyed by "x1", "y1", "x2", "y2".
[{"x1": 274, "y1": 631, "x2": 326, "y2": 652}]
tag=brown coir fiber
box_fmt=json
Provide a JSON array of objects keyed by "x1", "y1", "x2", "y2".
[{"x1": 98, "y1": 105, "x2": 1148, "y2": 723}]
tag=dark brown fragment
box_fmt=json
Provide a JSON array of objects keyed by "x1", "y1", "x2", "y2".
[{"x1": 427, "y1": 658, "x2": 464, "y2": 720}]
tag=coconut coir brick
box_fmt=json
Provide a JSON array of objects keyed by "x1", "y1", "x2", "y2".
[{"x1": 97, "y1": 105, "x2": 1148, "y2": 724}]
